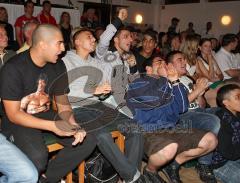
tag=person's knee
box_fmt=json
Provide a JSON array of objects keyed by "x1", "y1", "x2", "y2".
[
  {"x1": 31, "y1": 150, "x2": 48, "y2": 173},
  {"x1": 13, "y1": 164, "x2": 38, "y2": 183},
  {"x1": 21, "y1": 167, "x2": 38, "y2": 182},
  {"x1": 96, "y1": 132, "x2": 113, "y2": 145},
  {"x1": 159, "y1": 143, "x2": 178, "y2": 161},
  {"x1": 199, "y1": 132, "x2": 218, "y2": 152},
  {"x1": 211, "y1": 115, "x2": 221, "y2": 135}
]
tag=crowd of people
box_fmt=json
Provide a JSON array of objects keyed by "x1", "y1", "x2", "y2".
[{"x1": 0, "y1": 0, "x2": 240, "y2": 183}]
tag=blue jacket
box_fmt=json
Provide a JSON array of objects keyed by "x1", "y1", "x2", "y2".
[{"x1": 126, "y1": 75, "x2": 189, "y2": 132}]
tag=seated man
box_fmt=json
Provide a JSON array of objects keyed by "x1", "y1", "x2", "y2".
[
  {"x1": 0, "y1": 132, "x2": 38, "y2": 182},
  {"x1": 17, "y1": 21, "x2": 38, "y2": 54},
  {"x1": 126, "y1": 57, "x2": 217, "y2": 183},
  {"x1": 0, "y1": 24, "x2": 96, "y2": 183},
  {"x1": 212, "y1": 84, "x2": 240, "y2": 183},
  {"x1": 0, "y1": 25, "x2": 15, "y2": 69},
  {"x1": 62, "y1": 9, "x2": 147, "y2": 183},
  {"x1": 167, "y1": 51, "x2": 220, "y2": 182}
]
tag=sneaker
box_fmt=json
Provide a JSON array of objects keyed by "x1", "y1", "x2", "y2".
[
  {"x1": 133, "y1": 174, "x2": 152, "y2": 183},
  {"x1": 143, "y1": 166, "x2": 166, "y2": 183},
  {"x1": 196, "y1": 163, "x2": 217, "y2": 183},
  {"x1": 162, "y1": 164, "x2": 182, "y2": 183}
]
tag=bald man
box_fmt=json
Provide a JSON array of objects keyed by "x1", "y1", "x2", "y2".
[{"x1": 0, "y1": 24, "x2": 96, "y2": 182}]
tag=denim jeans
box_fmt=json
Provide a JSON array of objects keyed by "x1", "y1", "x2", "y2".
[
  {"x1": 0, "y1": 133, "x2": 38, "y2": 183},
  {"x1": 179, "y1": 108, "x2": 220, "y2": 165},
  {"x1": 73, "y1": 102, "x2": 144, "y2": 182},
  {"x1": 213, "y1": 159, "x2": 240, "y2": 183}
]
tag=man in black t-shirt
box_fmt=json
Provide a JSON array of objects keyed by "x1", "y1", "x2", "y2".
[
  {"x1": 0, "y1": 24, "x2": 96, "y2": 182},
  {"x1": 132, "y1": 30, "x2": 157, "y2": 74}
]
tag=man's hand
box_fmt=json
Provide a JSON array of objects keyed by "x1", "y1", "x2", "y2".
[
  {"x1": 118, "y1": 8, "x2": 128, "y2": 21},
  {"x1": 72, "y1": 130, "x2": 87, "y2": 146},
  {"x1": 195, "y1": 77, "x2": 209, "y2": 95},
  {"x1": 94, "y1": 82, "x2": 111, "y2": 95},
  {"x1": 126, "y1": 54, "x2": 136, "y2": 67},
  {"x1": 52, "y1": 120, "x2": 76, "y2": 137},
  {"x1": 167, "y1": 63, "x2": 179, "y2": 82}
]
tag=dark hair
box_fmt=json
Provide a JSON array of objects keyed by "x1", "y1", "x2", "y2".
[
  {"x1": 42, "y1": 0, "x2": 51, "y2": 6},
  {"x1": 172, "y1": 17, "x2": 179, "y2": 22},
  {"x1": 114, "y1": 26, "x2": 131, "y2": 38},
  {"x1": 222, "y1": 34, "x2": 238, "y2": 47},
  {"x1": 72, "y1": 27, "x2": 92, "y2": 42},
  {"x1": 167, "y1": 33, "x2": 180, "y2": 44},
  {"x1": 216, "y1": 84, "x2": 240, "y2": 107},
  {"x1": 24, "y1": 0, "x2": 34, "y2": 7},
  {"x1": 166, "y1": 50, "x2": 183, "y2": 64},
  {"x1": 199, "y1": 38, "x2": 211, "y2": 46},
  {"x1": 143, "y1": 30, "x2": 157, "y2": 42}
]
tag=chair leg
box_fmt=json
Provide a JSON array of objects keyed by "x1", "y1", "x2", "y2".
[
  {"x1": 114, "y1": 132, "x2": 125, "y2": 153},
  {"x1": 66, "y1": 172, "x2": 73, "y2": 183},
  {"x1": 78, "y1": 161, "x2": 85, "y2": 183}
]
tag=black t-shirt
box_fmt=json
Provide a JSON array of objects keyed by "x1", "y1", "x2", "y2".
[
  {"x1": 133, "y1": 51, "x2": 153, "y2": 74},
  {"x1": 0, "y1": 50, "x2": 69, "y2": 134}
]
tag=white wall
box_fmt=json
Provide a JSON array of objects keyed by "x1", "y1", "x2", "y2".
[
  {"x1": 160, "y1": 1, "x2": 240, "y2": 38},
  {"x1": 41, "y1": 0, "x2": 240, "y2": 38},
  {"x1": 48, "y1": 0, "x2": 157, "y2": 27}
]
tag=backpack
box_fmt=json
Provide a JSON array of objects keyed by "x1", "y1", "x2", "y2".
[{"x1": 84, "y1": 149, "x2": 119, "y2": 183}]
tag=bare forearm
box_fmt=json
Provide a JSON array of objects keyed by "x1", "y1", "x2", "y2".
[
  {"x1": 225, "y1": 69, "x2": 240, "y2": 78},
  {"x1": 8, "y1": 110, "x2": 55, "y2": 131},
  {"x1": 188, "y1": 89, "x2": 202, "y2": 103}
]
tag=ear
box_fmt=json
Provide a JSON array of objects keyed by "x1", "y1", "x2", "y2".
[
  {"x1": 39, "y1": 41, "x2": 47, "y2": 50},
  {"x1": 154, "y1": 42, "x2": 157, "y2": 48},
  {"x1": 114, "y1": 36, "x2": 119, "y2": 44},
  {"x1": 74, "y1": 39, "x2": 80, "y2": 47},
  {"x1": 222, "y1": 99, "x2": 229, "y2": 107}
]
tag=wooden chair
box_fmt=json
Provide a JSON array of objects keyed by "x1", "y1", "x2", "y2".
[
  {"x1": 46, "y1": 131, "x2": 124, "y2": 183},
  {"x1": 49, "y1": 97, "x2": 125, "y2": 182}
]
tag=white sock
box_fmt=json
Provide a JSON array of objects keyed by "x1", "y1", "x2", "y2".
[{"x1": 123, "y1": 170, "x2": 141, "y2": 183}]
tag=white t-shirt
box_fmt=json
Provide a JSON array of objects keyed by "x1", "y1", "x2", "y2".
[
  {"x1": 215, "y1": 47, "x2": 239, "y2": 80},
  {"x1": 179, "y1": 76, "x2": 199, "y2": 109}
]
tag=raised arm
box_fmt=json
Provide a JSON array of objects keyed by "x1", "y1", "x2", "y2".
[{"x1": 95, "y1": 9, "x2": 128, "y2": 60}]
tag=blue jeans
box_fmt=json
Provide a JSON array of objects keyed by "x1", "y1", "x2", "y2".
[
  {"x1": 179, "y1": 108, "x2": 220, "y2": 165},
  {"x1": 0, "y1": 133, "x2": 38, "y2": 183},
  {"x1": 73, "y1": 102, "x2": 144, "y2": 182},
  {"x1": 213, "y1": 159, "x2": 240, "y2": 183}
]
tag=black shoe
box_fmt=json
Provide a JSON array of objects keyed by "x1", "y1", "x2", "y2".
[
  {"x1": 133, "y1": 174, "x2": 152, "y2": 183},
  {"x1": 162, "y1": 164, "x2": 182, "y2": 183},
  {"x1": 143, "y1": 166, "x2": 166, "y2": 183},
  {"x1": 196, "y1": 163, "x2": 217, "y2": 183}
]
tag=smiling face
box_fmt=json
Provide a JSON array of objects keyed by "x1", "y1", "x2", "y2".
[
  {"x1": 171, "y1": 53, "x2": 187, "y2": 76},
  {"x1": 199, "y1": 40, "x2": 212, "y2": 55},
  {"x1": 114, "y1": 30, "x2": 133, "y2": 54}
]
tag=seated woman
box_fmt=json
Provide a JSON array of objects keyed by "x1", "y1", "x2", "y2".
[
  {"x1": 197, "y1": 38, "x2": 223, "y2": 83},
  {"x1": 212, "y1": 84, "x2": 240, "y2": 183},
  {"x1": 180, "y1": 35, "x2": 200, "y2": 81}
]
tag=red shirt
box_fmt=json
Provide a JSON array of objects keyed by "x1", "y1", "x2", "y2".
[
  {"x1": 37, "y1": 11, "x2": 57, "y2": 25},
  {"x1": 14, "y1": 15, "x2": 38, "y2": 44}
]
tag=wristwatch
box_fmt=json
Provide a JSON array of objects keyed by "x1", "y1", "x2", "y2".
[{"x1": 170, "y1": 79, "x2": 180, "y2": 86}]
